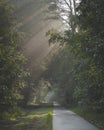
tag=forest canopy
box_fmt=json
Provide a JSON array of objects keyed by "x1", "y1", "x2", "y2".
[{"x1": 44, "y1": 0, "x2": 104, "y2": 111}]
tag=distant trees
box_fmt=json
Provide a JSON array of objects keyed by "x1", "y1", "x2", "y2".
[{"x1": 43, "y1": 47, "x2": 75, "y2": 106}]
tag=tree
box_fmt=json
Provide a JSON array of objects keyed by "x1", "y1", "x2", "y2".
[
  {"x1": 43, "y1": 47, "x2": 76, "y2": 106},
  {"x1": 74, "y1": 0, "x2": 104, "y2": 110},
  {"x1": 46, "y1": 0, "x2": 104, "y2": 111},
  {"x1": 0, "y1": 0, "x2": 27, "y2": 116},
  {"x1": 56, "y1": 0, "x2": 78, "y2": 32}
]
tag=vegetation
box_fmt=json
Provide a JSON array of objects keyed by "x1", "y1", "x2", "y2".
[
  {"x1": 1, "y1": 0, "x2": 104, "y2": 129},
  {"x1": 0, "y1": 0, "x2": 28, "y2": 118},
  {"x1": 0, "y1": 105, "x2": 53, "y2": 130},
  {"x1": 8, "y1": 0, "x2": 58, "y2": 105},
  {"x1": 0, "y1": 0, "x2": 53, "y2": 123},
  {"x1": 0, "y1": 0, "x2": 53, "y2": 116},
  {"x1": 43, "y1": 0, "x2": 104, "y2": 127},
  {"x1": 71, "y1": 106, "x2": 104, "y2": 130},
  {"x1": 45, "y1": 0, "x2": 104, "y2": 110}
]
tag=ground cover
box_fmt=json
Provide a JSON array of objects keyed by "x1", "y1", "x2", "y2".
[
  {"x1": 71, "y1": 106, "x2": 104, "y2": 130},
  {"x1": 0, "y1": 105, "x2": 53, "y2": 130}
]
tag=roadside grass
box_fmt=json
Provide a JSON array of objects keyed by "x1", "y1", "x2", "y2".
[
  {"x1": 0, "y1": 105, "x2": 53, "y2": 130},
  {"x1": 71, "y1": 106, "x2": 104, "y2": 130}
]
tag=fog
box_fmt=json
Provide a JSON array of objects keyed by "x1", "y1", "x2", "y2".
[{"x1": 10, "y1": 0, "x2": 63, "y2": 77}]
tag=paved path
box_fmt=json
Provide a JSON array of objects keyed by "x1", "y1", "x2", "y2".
[{"x1": 53, "y1": 107, "x2": 99, "y2": 130}]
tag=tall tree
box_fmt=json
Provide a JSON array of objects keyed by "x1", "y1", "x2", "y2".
[
  {"x1": 46, "y1": 0, "x2": 104, "y2": 111},
  {"x1": 0, "y1": 0, "x2": 27, "y2": 116},
  {"x1": 57, "y1": 0, "x2": 78, "y2": 32}
]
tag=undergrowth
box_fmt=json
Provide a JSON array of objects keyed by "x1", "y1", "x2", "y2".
[
  {"x1": 71, "y1": 106, "x2": 104, "y2": 130},
  {"x1": 0, "y1": 107, "x2": 53, "y2": 130}
]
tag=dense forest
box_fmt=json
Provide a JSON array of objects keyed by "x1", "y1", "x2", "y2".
[
  {"x1": 0, "y1": 0, "x2": 28, "y2": 117},
  {"x1": 44, "y1": 0, "x2": 104, "y2": 111},
  {"x1": 0, "y1": 0, "x2": 57, "y2": 119},
  {"x1": 0, "y1": 0, "x2": 104, "y2": 129}
]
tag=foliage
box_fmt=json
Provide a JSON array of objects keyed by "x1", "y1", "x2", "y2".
[
  {"x1": 0, "y1": 0, "x2": 27, "y2": 117},
  {"x1": 0, "y1": 106, "x2": 53, "y2": 130},
  {"x1": 73, "y1": 0, "x2": 104, "y2": 110},
  {"x1": 71, "y1": 106, "x2": 104, "y2": 130},
  {"x1": 43, "y1": 47, "x2": 75, "y2": 106},
  {"x1": 45, "y1": 0, "x2": 104, "y2": 112}
]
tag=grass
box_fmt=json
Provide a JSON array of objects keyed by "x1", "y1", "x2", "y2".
[
  {"x1": 71, "y1": 106, "x2": 104, "y2": 130},
  {"x1": 0, "y1": 106, "x2": 53, "y2": 130}
]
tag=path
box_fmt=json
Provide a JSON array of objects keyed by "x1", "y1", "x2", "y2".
[{"x1": 53, "y1": 105, "x2": 99, "y2": 130}]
